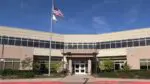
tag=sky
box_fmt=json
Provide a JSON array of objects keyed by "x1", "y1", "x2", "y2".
[{"x1": 0, "y1": 0, "x2": 150, "y2": 34}]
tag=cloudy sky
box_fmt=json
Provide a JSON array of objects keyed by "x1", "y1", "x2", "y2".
[{"x1": 0, "y1": 0, "x2": 150, "y2": 34}]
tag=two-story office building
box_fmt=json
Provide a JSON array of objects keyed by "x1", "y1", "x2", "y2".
[{"x1": 0, "y1": 26, "x2": 150, "y2": 75}]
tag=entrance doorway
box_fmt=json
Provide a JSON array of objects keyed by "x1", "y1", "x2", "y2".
[{"x1": 74, "y1": 63, "x2": 86, "y2": 74}]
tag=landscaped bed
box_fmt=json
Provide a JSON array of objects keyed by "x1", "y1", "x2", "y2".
[
  {"x1": 0, "y1": 69, "x2": 66, "y2": 79},
  {"x1": 96, "y1": 70, "x2": 150, "y2": 79}
]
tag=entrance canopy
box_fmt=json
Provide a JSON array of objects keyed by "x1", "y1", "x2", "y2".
[{"x1": 62, "y1": 49, "x2": 98, "y2": 57}]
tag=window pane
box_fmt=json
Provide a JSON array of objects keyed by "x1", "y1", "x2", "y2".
[
  {"x1": 13, "y1": 62, "x2": 20, "y2": 70},
  {"x1": 2, "y1": 36, "x2": 8, "y2": 45},
  {"x1": 15, "y1": 39, "x2": 21, "y2": 46},
  {"x1": 89, "y1": 44, "x2": 94, "y2": 49},
  {"x1": 68, "y1": 44, "x2": 72, "y2": 49},
  {"x1": 60, "y1": 42, "x2": 64, "y2": 49},
  {"x1": 5, "y1": 62, "x2": 13, "y2": 69},
  {"x1": 96, "y1": 43, "x2": 100, "y2": 49},
  {"x1": 140, "y1": 38, "x2": 145, "y2": 46},
  {"x1": 72, "y1": 43, "x2": 77, "y2": 49},
  {"x1": 78, "y1": 43, "x2": 82, "y2": 49},
  {"x1": 56, "y1": 42, "x2": 60, "y2": 49},
  {"x1": 39, "y1": 41, "x2": 45, "y2": 48},
  {"x1": 83, "y1": 43, "x2": 88, "y2": 49},
  {"x1": 127, "y1": 41, "x2": 133, "y2": 47},
  {"x1": 51, "y1": 41, "x2": 56, "y2": 49},
  {"x1": 9, "y1": 39, "x2": 15, "y2": 45},
  {"x1": 0, "y1": 36, "x2": 2, "y2": 44},
  {"x1": 146, "y1": 39, "x2": 150, "y2": 45},
  {"x1": 0, "y1": 62, "x2": 4, "y2": 70},
  {"x1": 45, "y1": 42, "x2": 50, "y2": 48},
  {"x1": 111, "y1": 42, "x2": 116, "y2": 48},
  {"x1": 28, "y1": 40, "x2": 33, "y2": 47},
  {"x1": 105, "y1": 43, "x2": 110, "y2": 49},
  {"x1": 116, "y1": 41, "x2": 121, "y2": 48},
  {"x1": 122, "y1": 41, "x2": 127, "y2": 47},
  {"x1": 22, "y1": 40, "x2": 27, "y2": 46},
  {"x1": 133, "y1": 40, "x2": 139, "y2": 46},
  {"x1": 34, "y1": 40, "x2": 39, "y2": 47},
  {"x1": 140, "y1": 62, "x2": 147, "y2": 70},
  {"x1": 100, "y1": 42, "x2": 105, "y2": 49}
]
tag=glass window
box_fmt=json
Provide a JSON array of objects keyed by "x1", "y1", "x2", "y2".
[
  {"x1": 0, "y1": 36, "x2": 1, "y2": 44},
  {"x1": 105, "y1": 42, "x2": 110, "y2": 49},
  {"x1": 140, "y1": 38, "x2": 146, "y2": 46},
  {"x1": 111, "y1": 41, "x2": 116, "y2": 48},
  {"x1": 9, "y1": 39, "x2": 15, "y2": 45},
  {"x1": 22, "y1": 40, "x2": 27, "y2": 46},
  {"x1": 28, "y1": 39, "x2": 34, "y2": 47},
  {"x1": 78, "y1": 43, "x2": 82, "y2": 49},
  {"x1": 51, "y1": 41, "x2": 56, "y2": 49},
  {"x1": 39, "y1": 40, "x2": 45, "y2": 48},
  {"x1": 133, "y1": 40, "x2": 139, "y2": 46},
  {"x1": 100, "y1": 43, "x2": 105, "y2": 49},
  {"x1": 83, "y1": 43, "x2": 88, "y2": 49},
  {"x1": 5, "y1": 62, "x2": 13, "y2": 69},
  {"x1": 140, "y1": 62, "x2": 147, "y2": 70},
  {"x1": 72, "y1": 43, "x2": 77, "y2": 49},
  {"x1": 0, "y1": 62, "x2": 4, "y2": 70},
  {"x1": 34, "y1": 40, "x2": 39, "y2": 47},
  {"x1": 60, "y1": 42, "x2": 64, "y2": 49},
  {"x1": 2, "y1": 36, "x2": 8, "y2": 45},
  {"x1": 15, "y1": 39, "x2": 21, "y2": 46},
  {"x1": 122, "y1": 40, "x2": 127, "y2": 47},
  {"x1": 56, "y1": 42, "x2": 61, "y2": 49},
  {"x1": 89, "y1": 43, "x2": 94, "y2": 49},
  {"x1": 45, "y1": 41, "x2": 50, "y2": 48},
  {"x1": 116, "y1": 41, "x2": 121, "y2": 48},
  {"x1": 148, "y1": 62, "x2": 150, "y2": 70},
  {"x1": 64, "y1": 43, "x2": 68, "y2": 49},
  {"x1": 127, "y1": 41, "x2": 133, "y2": 47},
  {"x1": 146, "y1": 39, "x2": 150, "y2": 45},
  {"x1": 13, "y1": 62, "x2": 20, "y2": 70},
  {"x1": 96, "y1": 43, "x2": 100, "y2": 49}
]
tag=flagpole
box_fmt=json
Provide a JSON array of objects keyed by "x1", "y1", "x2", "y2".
[{"x1": 48, "y1": 0, "x2": 54, "y2": 76}]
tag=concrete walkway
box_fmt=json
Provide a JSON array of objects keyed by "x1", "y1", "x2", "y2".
[{"x1": 1, "y1": 75, "x2": 150, "y2": 83}]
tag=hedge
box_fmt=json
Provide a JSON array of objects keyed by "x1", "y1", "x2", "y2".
[
  {"x1": 0, "y1": 69, "x2": 35, "y2": 79},
  {"x1": 97, "y1": 70, "x2": 150, "y2": 79}
]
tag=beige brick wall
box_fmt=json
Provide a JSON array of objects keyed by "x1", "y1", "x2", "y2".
[
  {"x1": 0, "y1": 45, "x2": 33, "y2": 60},
  {"x1": 127, "y1": 46, "x2": 150, "y2": 69}
]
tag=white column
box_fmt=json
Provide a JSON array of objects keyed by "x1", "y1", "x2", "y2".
[
  {"x1": 88, "y1": 59, "x2": 91, "y2": 75},
  {"x1": 63, "y1": 55, "x2": 67, "y2": 69},
  {"x1": 69, "y1": 59, "x2": 72, "y2": 75}
]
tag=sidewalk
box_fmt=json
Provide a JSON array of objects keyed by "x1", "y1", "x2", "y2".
[{"x1": 1, "y1": 76, "x2": 150, "y2": 83}]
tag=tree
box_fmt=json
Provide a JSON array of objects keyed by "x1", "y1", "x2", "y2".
[
  {"x1": 99, "y1": 59, "x2": 114, "y2": 72},
  {"x1": 21, "y1": 57, "x2": 33, "y2": 70},
  {"x1": 46, "y1": 61, "x2": 63, "y2": 73},
  {"x1": 122, "y1": 62, "x2": 130, "y2": 71}
]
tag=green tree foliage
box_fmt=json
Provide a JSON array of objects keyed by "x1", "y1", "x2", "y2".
[
  {"x1": 122, "y1": 62, "x2": 130, "y2": 71},
  {"x1": 99, "y1": 59, "x2": 114, "y2": 72},
  {"x1": 46, "y1": 61, "x2": 63, "y2": 73},
  {"x1": 21, "y1": 57, "x2": 33, "y2": 69}
]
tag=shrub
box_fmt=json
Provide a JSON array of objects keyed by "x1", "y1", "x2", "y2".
[
  {"x1": 97, "y1": 70, "x2": 150, "y2": 79},
  {"x1": 46, "y1": 61, "x2": 63, "y2": 73},
  {"x1": 1, "y1": 69, "x2": 35, "y2": 78},
  {"x1": 99, "y1": 59, "x2": 114, "y2": 72},
  {"x1": 21, "y1": 57, "x2": 33, "y2": 70},
  {"x1": 1, "y1": 69, "x2": 14, "y2": 76},
  {"x1": 122, "y1": 62, "x2": 130, "y2": 71},
  {"x1": 17, "y1": 71, "x2": 35, "y2": 78}
]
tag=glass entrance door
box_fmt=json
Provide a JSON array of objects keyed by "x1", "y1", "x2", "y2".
[{"x1": 74, "y1": 63, "x2": 86, "y2": 74}]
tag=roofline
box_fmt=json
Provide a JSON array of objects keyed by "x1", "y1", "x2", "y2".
[{"x1": 1, "y1": 26, "x2": 150, "y2": 35}]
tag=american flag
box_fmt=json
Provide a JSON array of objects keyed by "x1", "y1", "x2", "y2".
[{"x1": 53, "y1": 7, "x2": 64, "y2": 17}]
